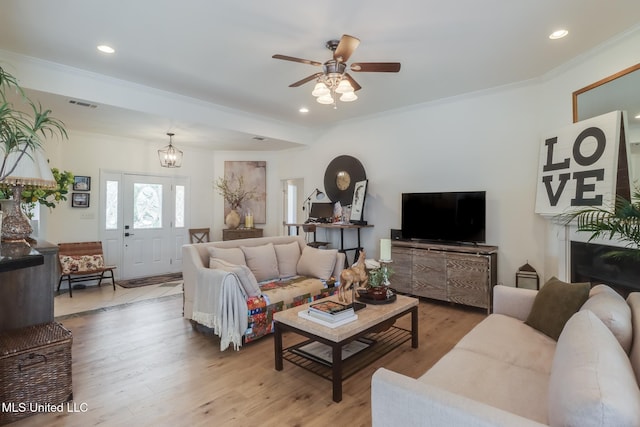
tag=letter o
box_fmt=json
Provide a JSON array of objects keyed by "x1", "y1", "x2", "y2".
[{"x1": 573, "y1": 127, "x2": 606, "y2": 166}]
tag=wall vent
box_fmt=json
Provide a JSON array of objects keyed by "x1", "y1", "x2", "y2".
[{"x1": 68, "y1": 99, "x2": 98, "y2": 108}]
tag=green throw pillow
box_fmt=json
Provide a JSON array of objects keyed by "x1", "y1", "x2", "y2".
[{"x1": 525, "y1": 277, "x2": 590, "y2": 340}]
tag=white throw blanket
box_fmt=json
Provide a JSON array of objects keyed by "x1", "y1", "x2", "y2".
[{"x1": 192, "y1": 267, "x2": 248, "y2": 351}]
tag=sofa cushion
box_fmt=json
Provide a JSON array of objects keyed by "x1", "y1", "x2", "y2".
[
  {"x1": 207, "y1": 246, "x2": 246, "y2": 266},
  {"x1": 581, "y1": 284, "x2": 632, "y2": 353},
  {"x1": 241, "y1": 243, "x2": 280, "y2": 282},
  {"x1": 274, "y1": 241, "x2": 301, "y2": 278},
  {"x1": 209, "y1": 258, "x2": 261, "y2": 297},
  {"x1": 627, "y1": 292, "x2": 640, "y2": 386},
  {"x1": 548, "y1": 310, "x2": 640, "y2": 427},
  {"x1": 525, "y1": 277, "x2": 590, "y2": 340},
  {"x1": 296, "y1": 246, "x2": 338, "y2": 280},
  {"x1": 420, "y1": 339, "x2": 551, "y2": 424}
]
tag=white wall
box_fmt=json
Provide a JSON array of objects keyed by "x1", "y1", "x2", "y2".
[
  {"x1": 40, "y1": 131, "x2": 216, "y2": 243},
  {"x1": 32, "y1": 26, "x2": 640, "y2": 287},
  {"x1": 275, "y1": 83, "x2": 546, "y2": 284}
]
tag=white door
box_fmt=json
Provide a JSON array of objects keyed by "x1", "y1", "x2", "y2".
[{"x1": 100, "y1": 172, "x2": 188, "y2": 280}]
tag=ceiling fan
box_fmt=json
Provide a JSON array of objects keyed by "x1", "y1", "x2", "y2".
[{"x1": 272, "y1": 34, "x2": 401, "y2": 106}]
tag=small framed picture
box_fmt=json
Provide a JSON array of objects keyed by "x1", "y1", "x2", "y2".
[
  {"x1": 73, "y1": 176, "x2": 91, "y2": 191},
  {"x1": 350, "y1": 179, "x2": 368, "y2": 224},
  {"x1": 71, "y1": 193, "x2": 90, "y2": 208}
]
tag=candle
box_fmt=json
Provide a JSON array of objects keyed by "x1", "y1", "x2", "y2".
[{"x1": 380, "y1": 238, "x2": 391, "y2": 261}]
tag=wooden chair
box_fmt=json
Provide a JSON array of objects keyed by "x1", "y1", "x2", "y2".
[
  {"x1": 302, "y1": 224, "x2": 329, "y2": 249},
  {"x1": 189, "y1": 228, "x2": 210, "y2": 244},
  {"x1": 57, "y1": 241, "x2": 116, "y2": 298}
]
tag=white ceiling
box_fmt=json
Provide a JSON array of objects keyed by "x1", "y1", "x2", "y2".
[{"x1": 1, "y1": 0, "x2": 640, "y2": 150}]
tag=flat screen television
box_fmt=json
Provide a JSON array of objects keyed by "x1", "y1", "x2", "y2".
[{"x1": 401, "y1": 191, "x2": 486, "y2": 244}]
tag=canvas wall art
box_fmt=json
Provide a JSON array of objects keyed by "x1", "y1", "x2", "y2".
[{"x1": 224, "y1": 161, "x2": 266, "y2": 223}]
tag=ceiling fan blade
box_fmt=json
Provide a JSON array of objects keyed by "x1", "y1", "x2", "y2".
[
  {"x1": 272, "y1": 54, "x2": 322, "y2": 67},
  {"x1": 333, "y1": 34, "x2": 360, "y2": 62},
  {"x1": 344, "y1": 73, "x2": 362, "y2": 92},
  {"x1": 350, "y1": 62, "x2": 401, "y2": 72},
  {"x1": 289, "y1": 72, "x2": 324, "y2": 87}
]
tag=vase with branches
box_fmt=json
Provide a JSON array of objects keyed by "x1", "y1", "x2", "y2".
[
  {"x1": 215, "y1": 174, "x2": 256, "y2": 229},
  {"x1": 560, "y1": 190, "x2": 640, "y2": 260}
]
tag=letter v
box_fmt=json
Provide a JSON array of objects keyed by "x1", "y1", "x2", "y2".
[{"x1": 542, "y1": 174, "x2": 570, "y2": 206}]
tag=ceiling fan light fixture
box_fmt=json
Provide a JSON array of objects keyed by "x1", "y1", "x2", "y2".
[
  {"x1": 312, "y1": 82, "x2": 330, "y2": 97},
  {"x1": 317, "y1": 94, "x2": 334, "y2": 104},
  {"x1": 335, "y1": 79, "x2": 354, "y2": 94},
  {"x1": 340, "y1": 91, "x2": 358, "y2": 102}
]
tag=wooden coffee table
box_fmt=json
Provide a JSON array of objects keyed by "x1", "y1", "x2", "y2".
[{"x1": 273, "y1": 294, "x2": 419, "y2": 402}]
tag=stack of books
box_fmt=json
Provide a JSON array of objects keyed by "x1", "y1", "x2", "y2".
[{"x1": 308, "y1": 301, "x2": 356, "y2": 323}]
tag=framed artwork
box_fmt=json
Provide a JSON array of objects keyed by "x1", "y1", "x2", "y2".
[
  {"x1": 73, "y1": 176, "x2": 91, "y2": 191},
  {"x1": 71, "y1": 192, "x2": 90, "y2": 208},
  {"x1": 350, "y1": 179, "x2": 368, "y2": 224},
  {"x1": 223, "y1": 161, "x2": 266, "y2": 223}
]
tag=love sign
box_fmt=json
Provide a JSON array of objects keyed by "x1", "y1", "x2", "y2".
[{"x1": 535, "y1": 111, "x2": 629, "y2": 216}]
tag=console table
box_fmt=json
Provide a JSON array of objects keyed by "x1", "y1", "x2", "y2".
[
  {"x1": 285, "y1": 223, "x2": 374, "y2": 266},
  {"x1": 222, "y1": 227, "x2": 263, "y2": 241}
]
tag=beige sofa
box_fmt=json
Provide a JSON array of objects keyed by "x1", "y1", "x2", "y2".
[
  {"x1": 183, "y1": 235, "x2": 344, "y2": 351},
  {"x1": 372, "y1": 284, "x2": 640, "y2": 426}
]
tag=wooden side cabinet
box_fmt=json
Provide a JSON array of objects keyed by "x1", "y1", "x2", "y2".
[
  {"x1": 0, "y1": 240, "x2": 58, "y2": 332},
  {"x1": 391, "y1": 241, "x2": 498, "y2": 312},
  {"x1": 222, "y1": 228, "x2": 263, "y2": 241}
]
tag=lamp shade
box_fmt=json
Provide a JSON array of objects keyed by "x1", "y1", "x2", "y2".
[
  {"x1": 0, "y1": 146, "x2": 56, "y2": 188},
  {"x1": 312, "y1": 82, "x2": 330, "y2": 97},
  {"x1": 340, "y1": 91, "x2": 358, "y2": 102},
  {"x1": 335, "y1": 79, "x2": 354, "y2": 94}
]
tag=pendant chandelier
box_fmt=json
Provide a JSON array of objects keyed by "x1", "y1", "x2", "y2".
[{"x1": 158, "y1": 132, "x2": 183, "y2": 168}]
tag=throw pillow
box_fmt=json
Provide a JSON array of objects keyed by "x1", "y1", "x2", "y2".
[
  {"x1": 548, "y1": 310, "x2": 640, "y2": 427},
  {"x1": 209, "y1": 258, "x2": 261, "y2": 297},
  {"x1": 296, "y1": 246, "x2": 338, "y2": 280},
  {"x1": 240, "y1": 243, "x2": 280, "y2": 283},
  {"x1": 207, "y1": 247, "x2": 246, "y2": 266},
  {"x1": 581, "y1": 284, "x2": 632, "y2": 353},
  {"x1": 59, "y1": 254, "x2": 105, "y2": 275},
  {"x1": 524, "y1": 277, "x2": 590, "y2": 340},
  {"x1": 274, "y1": 241, "x2": 301, "y2": 278}
]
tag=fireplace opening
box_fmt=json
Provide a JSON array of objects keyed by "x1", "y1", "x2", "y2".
[{"x1": 571, "y1": 241, "x2": 640, "y2": 296}]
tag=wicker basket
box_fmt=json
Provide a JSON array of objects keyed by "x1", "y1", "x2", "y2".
[{"x1": 0, "y1": 322, "x2": 73, "y2": 425}]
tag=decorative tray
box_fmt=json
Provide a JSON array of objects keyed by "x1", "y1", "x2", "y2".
[{"x1": 356, "y1": 289, "x2": 397, "y2": 304}]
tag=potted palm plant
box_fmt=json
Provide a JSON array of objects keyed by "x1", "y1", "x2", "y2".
[
  {"x1": 0, "y1": 65, "x2": 67, "y2": 239},
  {"x1": 561, "y1": 190, "x2": 640, "y2": 259},
  {"x1": 0, "y1": 65, "x2": 67, "y2": 180}
]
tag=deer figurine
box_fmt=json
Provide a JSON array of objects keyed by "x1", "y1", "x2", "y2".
[{"x1": 338, "y1": 250, "x2": 368, "y2": 303}]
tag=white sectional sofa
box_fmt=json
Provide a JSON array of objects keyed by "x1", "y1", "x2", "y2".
[
  {"x1": 183, "y1": 235, "x2": 344, "y2": 351},
  {"x1": 372, "y1": 283, "x2": 640, "y2": 427}
]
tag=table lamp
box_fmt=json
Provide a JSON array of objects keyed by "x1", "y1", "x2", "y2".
[{"x1": 0, "y1": 147, "x2": 56, "y2": 242}]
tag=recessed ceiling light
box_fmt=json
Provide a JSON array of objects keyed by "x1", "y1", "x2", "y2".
[
  {"x1": 97, "y1": 45, "x2": 115, "y2": 54},
  {"x1": 549, "y1": 29, "x2": 568, "y2": 40},
  {"x1": 635, "y1": 113, "x2": 640, "y2": 120},
  {"x1": 299, "y1": 107, "x2": 309, "y2": 113}
]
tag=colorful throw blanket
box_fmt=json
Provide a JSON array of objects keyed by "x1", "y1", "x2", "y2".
[
  {"x1": 245, "y1": 277, "x2": 338, "y2": 344},
  {"x1": 193, "y1": 270, "x2": 338, "y2": 350}
]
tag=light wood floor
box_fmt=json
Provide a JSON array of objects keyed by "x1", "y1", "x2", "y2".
[{"x1": 11, "y1": 295, "x2": 485, "y2": 427}]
